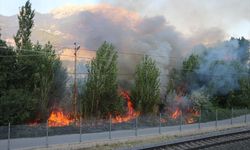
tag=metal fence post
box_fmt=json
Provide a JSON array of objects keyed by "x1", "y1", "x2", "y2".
[
  {"x1": 215, "y1": 109, "x2": 218, "y2": 128},
  {"x1": 46, "y1": 120, "x2": 48, "y2": 148},
  {"x1": 245, "y1": 107, "x2": 247, "y2": 124},
  {"x1": 8, "y1": 122, "x2": 10, "y2": 150},
  {"x1": 199, "y1": 108, "x2": 201, "y2": 129},
  {"x1": 135, "y1": 117, "x2": 138, "y2": 136},
  {"x1": 159, "y1": 113, "x2": 162, "y2": 134},
  {"x1": 180, "y1": 111, "x2": 182, "y2": 132},
  {"x1": 109, "y1": 115, "x2": 112, "y2": 139},
  {"x1": 80, "y1": 117, "x2": 82, "y2": 142},
  {"x1": 231, "y1": 108, "x2": 233, "y2": 125}
]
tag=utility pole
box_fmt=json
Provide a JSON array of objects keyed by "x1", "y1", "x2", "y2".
[{"x1": 73, "y1": 42, "x2": 80, "y2": 122}]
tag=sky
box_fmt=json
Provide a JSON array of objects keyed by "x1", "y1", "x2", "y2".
[
  {"x1": 1, "y1": 0, "x2": 250, "y2": 39},
  {"x1": 0, "y1": 0, "x2": 99, "y2": 16}
]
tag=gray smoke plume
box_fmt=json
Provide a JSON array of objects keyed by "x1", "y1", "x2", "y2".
[
  {"x1": 102, "y1": 0, "x2": 250, "y2": 39},
  {"x1": 0, "y1": 4, "x2": 215, "y2": 93},
  {"x1": 193, "y1": 39, "x2": 249, "y2": 95},
  {"x1": 50, "y1": 4, "x2": 192, "y2": 91}
]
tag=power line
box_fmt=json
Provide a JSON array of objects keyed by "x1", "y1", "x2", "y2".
[
  {"x1": 0, "y1": 47, "x2": 183, "y2": 60},
  {"x1": 2, "y1": 48, "x2": 250, "y2": 78},
  {"x1": 67, "y1": 70, "x2": 250, "y2": 78},
  {"x1": 0, "y1": 54, "x2": 46, "y2": 57}
]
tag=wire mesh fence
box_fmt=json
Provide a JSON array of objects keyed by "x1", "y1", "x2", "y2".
[{"x1": 1, "y1": 108, "x2": 250, "y2": 150}]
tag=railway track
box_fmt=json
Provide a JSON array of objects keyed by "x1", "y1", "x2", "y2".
[{"x1": 138, "y1": 128, "x2": 250, "y2": 150}]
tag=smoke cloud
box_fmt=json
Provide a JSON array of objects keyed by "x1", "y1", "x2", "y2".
[
  {"x1": 51, "y1": 4, "x2": 192, "y2": 90},
  {"x1": 193, "y1": 39, "x2": 249, "y2": 95},
  {"x1": 102, "y1": 0, "x2": 250, "y2": 39}
]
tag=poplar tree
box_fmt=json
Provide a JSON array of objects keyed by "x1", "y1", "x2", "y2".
[
  {"x1": 14, "y1": 0, "x2": 34, "y2": 50},
  {"x1": 82, "y1": 42, "x2": 123, "y2": 118},
  {"x1": 131, "y1": 55, "x2": 160, "y2": 114}
]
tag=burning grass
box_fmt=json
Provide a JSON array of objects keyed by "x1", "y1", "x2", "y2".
[
  {"x1": 28, "y1": 91, "x2": 201, "y2": 128},
  {"x1": 48, "y1": 108, "x2": 74, "y2": 127},
  {"x1": 112, "y1": 91, "x2": 140, "y2": 123}
]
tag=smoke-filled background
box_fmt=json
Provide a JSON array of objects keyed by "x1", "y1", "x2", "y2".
[{"x1": 1, "y1": 0, "x2": 250, "y2": 93}]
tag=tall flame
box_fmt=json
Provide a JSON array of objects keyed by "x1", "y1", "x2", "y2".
[
  {"x1": 48, "y1": 109, "x2": 74, "y2": 127},
  {"x1": 171, "y1": 108, "x2": 182, "y2": 119},
  {"x1": 112, "y1": 91, "x2": 140, "y2": 123}
]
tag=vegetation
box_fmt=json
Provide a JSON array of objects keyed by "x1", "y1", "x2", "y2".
[
  {"x1": 131, "y1": 55, "x2": 160, "y2": 114},
  {"x1": 1, "y1": 1, "x2": 250, "y2": 126},
  {"x1": 167, "y1": 37, "x2": 250, "y2": 109},
  {"x1": 14, "y1": 0, "x2": 34, "y2": 50},
  {"x1": 81, "y1": 42, "x2": 124, "y2": 118},
  {"x1": 0, "y1": 0, "x2": 67, "y2": 125}
]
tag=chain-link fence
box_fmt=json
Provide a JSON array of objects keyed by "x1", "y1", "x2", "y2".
[{"x1": 0, "y1": 108, "x2": 250, "y2": 150}]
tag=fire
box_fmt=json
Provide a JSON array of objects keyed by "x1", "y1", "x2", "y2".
[
  {"x1": 170, "y1": 107, "x2": 199, "y2": 124},
  {"x1": 186, "y1": 117, "x2": 195, "y2": 124},
  {"x1": 48, "y1": 109, "x2": 74, "y2": 127},
  {"x1": 169, "y1": 94, "x2": 200, "y2": 124},
  {"x1": 186, "y1": 108, "x2": 200, "y2": 124},
  {"x1": 171, "y1": 108, "x2": 182, "y2": 119},
  {"x1": 112, "y1": 91, "x2": 140, "y2": 123}
]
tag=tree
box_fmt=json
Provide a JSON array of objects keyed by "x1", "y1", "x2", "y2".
[
  {"x1": 181, "y1": 54, "x2": 200, "y2": 76},
  {"x1": 0, "y1": 1, "x2": 68, "y2": 125},
  {"x1": 167, "y1": 54, "x2": 200, "y2": 96},
  {"x1": 0, "y1": 89, "x2": 36, "y2": 125},
  {"x1": 14, "y1": 0, "x2": 35, "y2": 50},
  {"x1": 31, "y1": 42, "x2": 63, "y2": 120},
  {"x1": 0, "y1": 39, "x2": 16, "y2": 97},
  {"x1": 82, "y1": 42, "x2": 123, "y2": 118},
  {"x1": 131, "y1": 55, "x2": 160, "y2": 114},
  {"x1": 166, "y1": 38, "x2": 250, "y2": 109},
  {"x1": 0, "y1": 39, "x2": 37, "y2": 125}
]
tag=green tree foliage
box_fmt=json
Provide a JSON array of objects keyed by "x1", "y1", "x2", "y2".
[
  {"x1": 82, "y1": 42, "x2": 123, "y2": 118},
  {"x1": 0, "y1": 1, "x2": 67, "y2": 125},
  {"x1": 14, "y1": 0, "x2": 34, "y2": 50},
  {"x1": 31, "y1": 42, "x2": 67, "y2": 121},
  {"x1": 0, "y1": 39, "x2": 67, "y2": 124},
  {"x1": 131, "y1": 55, "x2": 160, "y2": 114},
  {"x1": 167, "y1": 54, "x2": 200, "y2": 95},
  {"x1": 0, "y1": 89, "x2": 36, "y2": 124},
  {"x1": 0, "y1": 39, "x2": 37, "y2": 125},
  {"x1": 227, "y1": 77, "x2": 250, "y2": 108},
  {"x1": 0, "y1": 40, "x2": 16, "y2": 95},
  {"x1": 167, "y1": 38, "x2": 250, "y2": 109},
  {"x1": 182, "y1": 54, "x2": 200, "y2": 76}
]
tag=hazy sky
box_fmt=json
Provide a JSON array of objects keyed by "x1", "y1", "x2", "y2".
[
  {"x1": 0, "y1": 0, "x2": 99, "y2": 15},
  {"x1": 1, "y1": 0, "x2": 250, "y2": 39}
]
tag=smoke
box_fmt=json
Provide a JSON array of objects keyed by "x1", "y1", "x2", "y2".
[
  {"x1": 51, "y1": 4, "x2": 192, "y2": 90},
  {"x1": 193, "y1": 39, "x2": 249, "y2": 95},
  {"x1": 102, "y1": 0, "x2": 250, "y2": 39}
]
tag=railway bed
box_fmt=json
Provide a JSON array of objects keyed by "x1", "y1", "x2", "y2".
[{"x1": 134, "y1": 126, "x2": 250, "y2": 150}]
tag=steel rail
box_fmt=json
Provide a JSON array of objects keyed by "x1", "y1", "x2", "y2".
[{"x1": 134, "y1": 127, "x2": 250, "y2": 150}]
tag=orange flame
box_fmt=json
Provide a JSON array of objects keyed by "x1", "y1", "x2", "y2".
[
  {"x1": 112, "y1": 91, "x2": 140, "y2": 123},
  {"x1": 48, "y1": 109, "x2": 74, "y2": 127},
  {"x1": 185, "y1": 108, "x2": 200, "y2": 124},
  {"x1": 171, "y1": 108, "x2": 182, "y2": 119}
]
